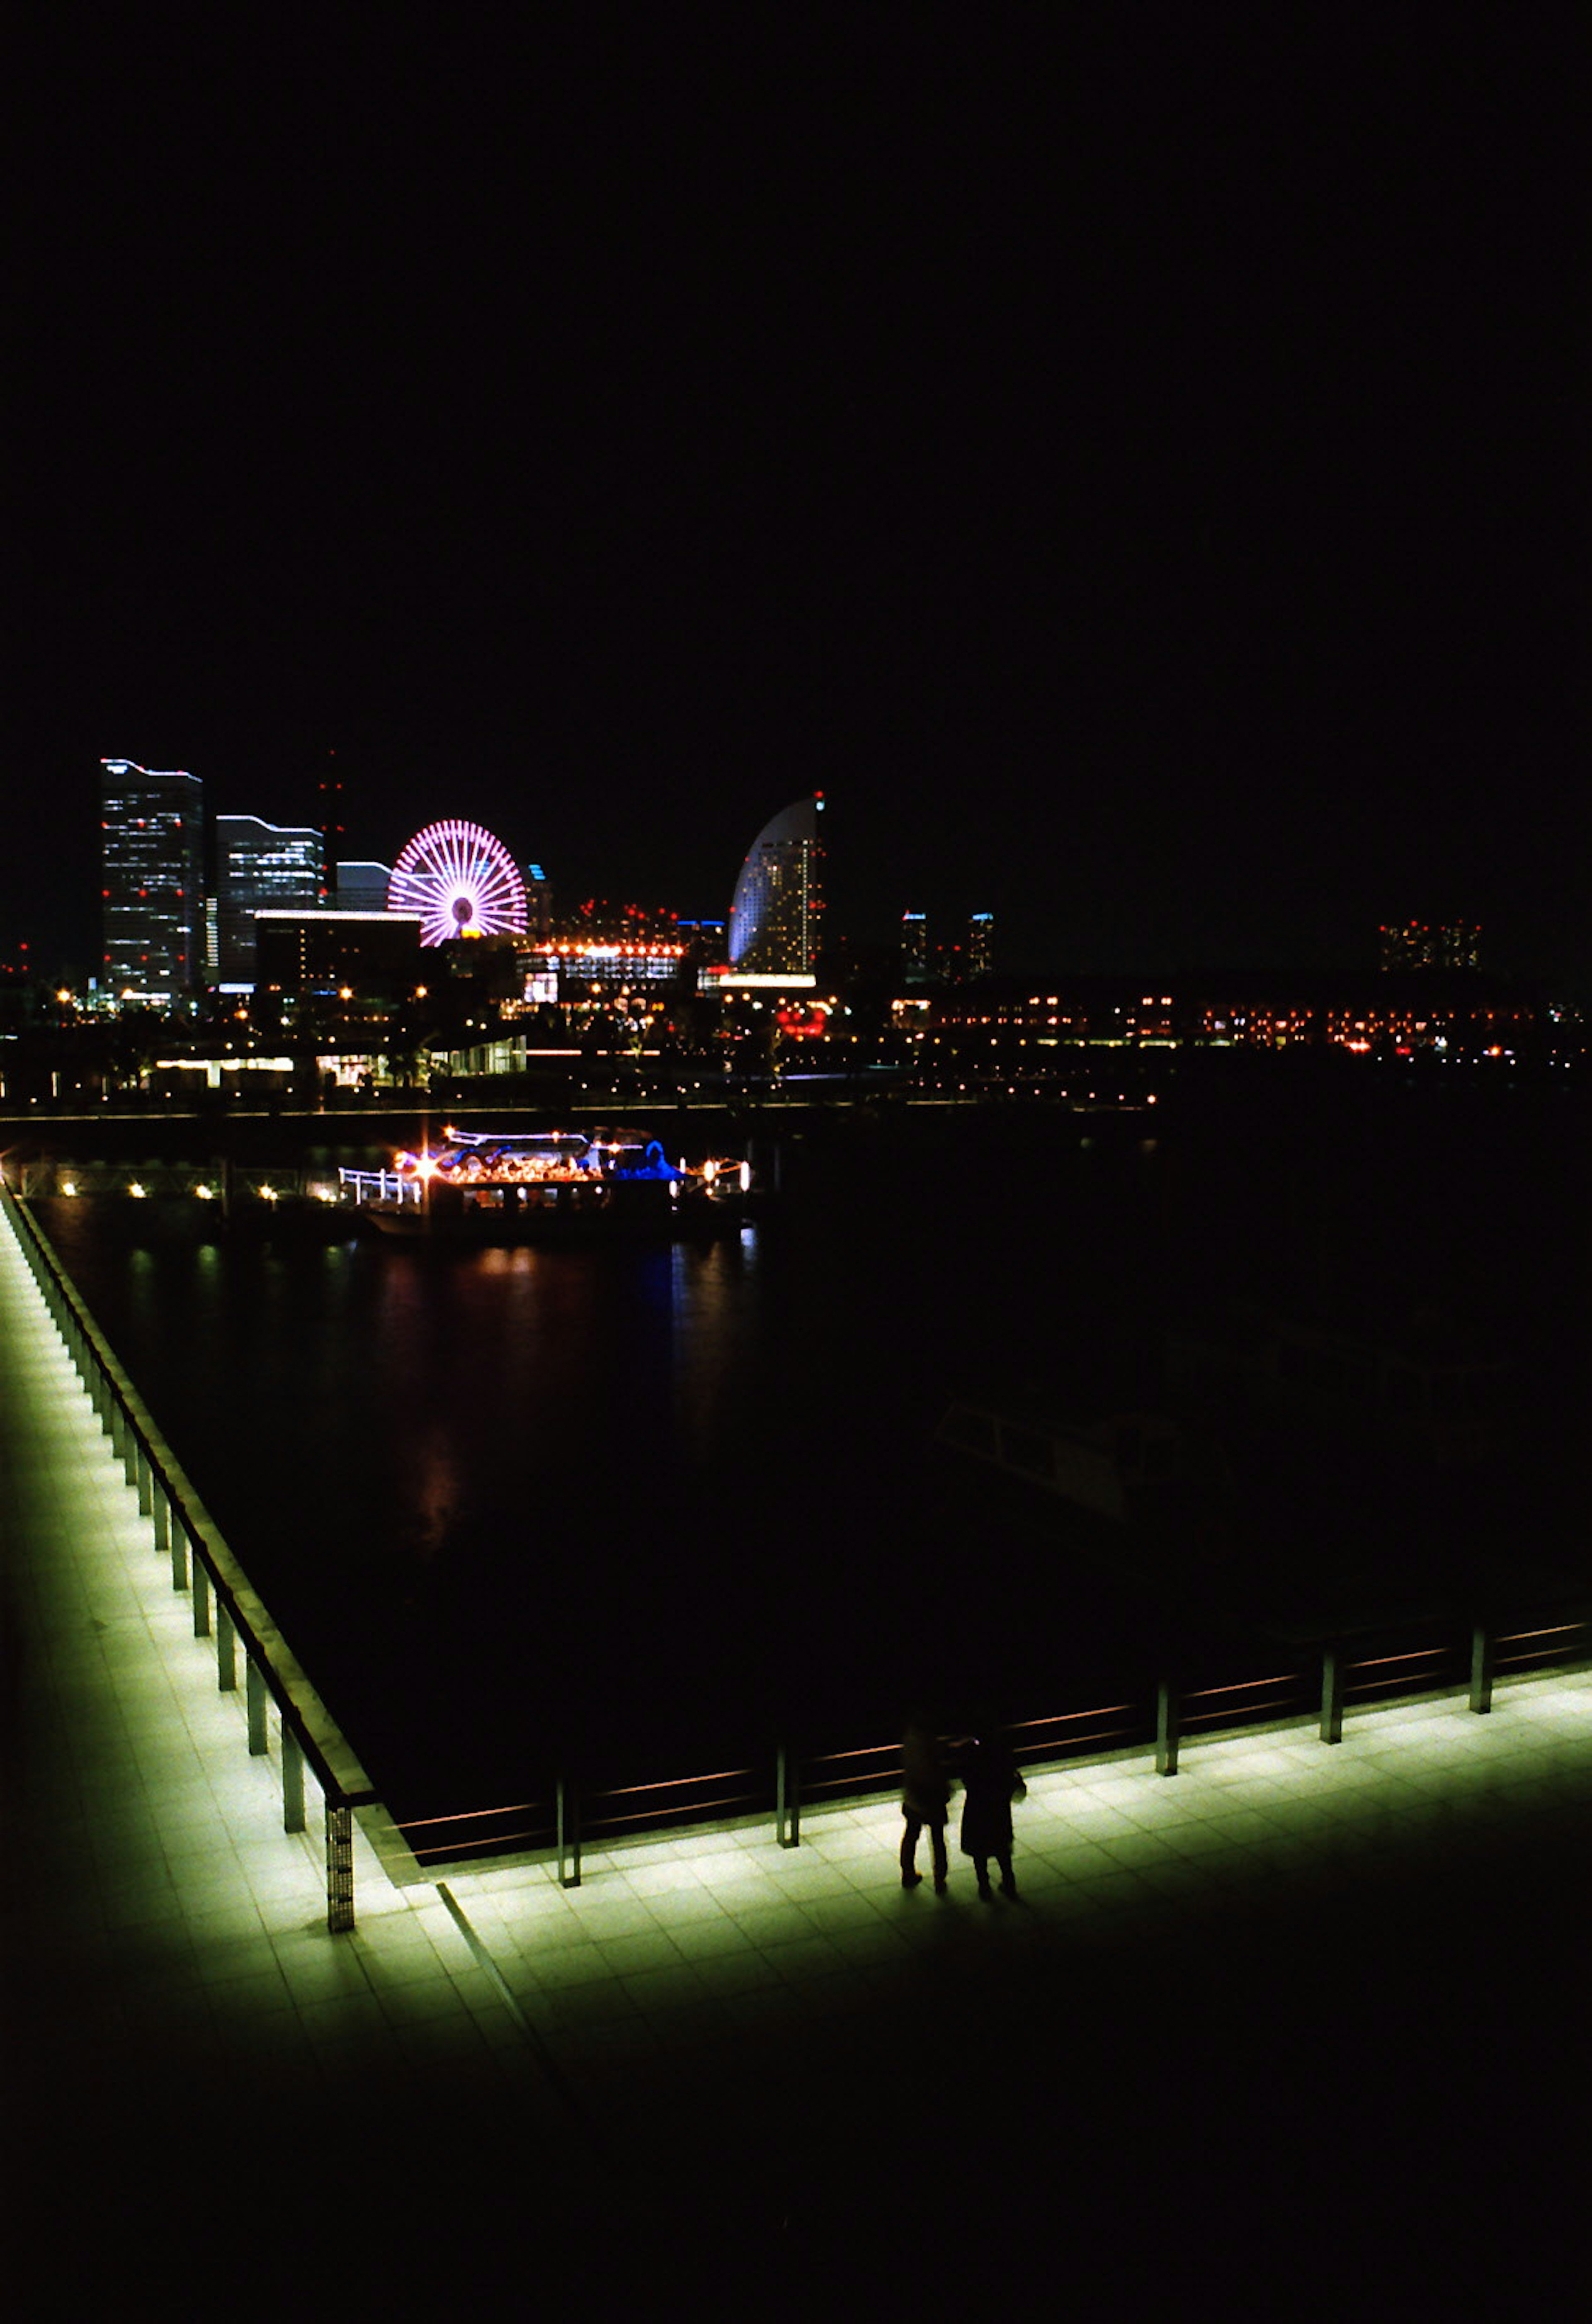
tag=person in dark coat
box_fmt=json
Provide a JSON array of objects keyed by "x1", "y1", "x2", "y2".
[
  {"x1": 958, "y1": 1728, "x2": 1026, "y2": 1898},
  {"x1": 899, "y1": 1717, "x2": 952, "y2": 1890}
]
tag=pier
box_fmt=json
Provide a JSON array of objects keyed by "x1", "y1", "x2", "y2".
[{"x1": 2, "y1": 1186, "x2": 1586, "y2": 2307}]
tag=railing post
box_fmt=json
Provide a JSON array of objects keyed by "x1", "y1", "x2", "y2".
[
  {"x1": 170, "y1": 1513, "x2": 189, "y2": 1592},
  {"x1": 153, "y1": 1481, "x2": 170, "y2": 1558},
  {"x1": 1469, "y1": 1623, "x2": 1494, "y2": 1715},
  {"x1": 556, "y1": 1775, "x2": 582, "y2": 1888},
  {"x1": 135, "y1": 1441, "x2": 152, "y2": 1515},
  {"x1": 326, "y1": 1801, "x2": 355, "y2": 1933},
  {"x1": 1320, "y1": 1645, "x2": 1345, "y2": 1743},
  {"x1": 1155, "y1": 1680, "x2": 1180, "y2": 1776},
  {"x1": 776, "y1": 1743, "x2": 801, "y2": 1846},
  {"x1": 192, "y1": 1555, "x2": 211, "y2": 1637},
  {"x1": 282, "y1": 1727, "x2": 306, "y2": 1833},
  {"x1": 246, "y1": 1657, "x2": 269, "y2": 1754},
  {"x1": 216, "y1": 1600, "x2": 236, "y2": 1692}
]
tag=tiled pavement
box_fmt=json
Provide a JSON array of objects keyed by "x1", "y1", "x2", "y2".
[{"x1": 2, "y1": 1193, "x2": 1587, "y2": 2314}]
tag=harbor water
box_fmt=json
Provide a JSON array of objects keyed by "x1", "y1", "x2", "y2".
[{"x1": 28, "y1": 1084, "x2": 1585, "y2": 1826}]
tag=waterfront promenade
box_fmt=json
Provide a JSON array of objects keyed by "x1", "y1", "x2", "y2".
[{"x1": 2, "y1": 1193, "x2": 1587, "y2": 2313}]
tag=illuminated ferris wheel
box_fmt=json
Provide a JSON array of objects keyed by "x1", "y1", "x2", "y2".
[{"x1": 387, "y1": 820, "x2": 528, "y2": 946}]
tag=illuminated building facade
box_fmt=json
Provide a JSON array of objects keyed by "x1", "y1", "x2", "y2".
[
  {"x1": 254, "y1": 910, "x2": 422, "y2": 999},
  {"x1": 100, "y1": 758, "x2": 205, "y2": 1001},
  {"x1": 534, "y1": 938, "x2": 686, "y2": 993},
  {"x1": 727, "y1": 795, "x2": 823, "y2": 977},
  {"x1": 898, "y1": 907, "x2": 992, "y2": 987},
  {"x1": 523, "y1": 862, "x2": 553, "y2": 940},
  {"x1": 926, "y1": 972, "x2": 1540, "y2": 1066},
  {"x1": 529, "y1": 897, "x2": 684, "y2": 1004},
  {"x1": 214, "y1": 816, "x2": 323, "y2": 983},
  {"x1": 333, "y1": 861, "x2": 393, "y2": 913},
  {"x1": 1379, "y1": 921, "x2": 1481, "y2": 971}
]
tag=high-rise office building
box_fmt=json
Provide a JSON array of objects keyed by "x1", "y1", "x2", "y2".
[
  {"x1": 966, "y1": 911, "x2": 995, "y2": 978},
  {"x1": 524, "y1": 861, "x2": 553, "y2": 941},
  {"x1": 100, "y1": 758, "x2": 205, "y2": 1001},
  {"x1": 214, "y1": 816, "x2": 323, "y2": 983},
  {"x1": 901, "y1": 911, "x2": 930, "y2": 984},
  {"x1": 333, "y1": 861, "x2": 394, "y2": 913},
  {"x1": 727, "y1": 794, "x2": 823, "y2": 977}
]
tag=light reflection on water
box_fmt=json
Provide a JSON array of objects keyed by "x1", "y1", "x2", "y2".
[
  {"x1": 36, "y1": 1095, "x2": 1574, "y2": 1810},
  {"x1": 42, "y1": 1199, "x2": 981, "y2": 1803}
]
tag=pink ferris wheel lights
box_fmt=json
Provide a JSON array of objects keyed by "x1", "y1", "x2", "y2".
[{"x1": 387, "y1": 820, "x2": 528, "y2": 946}]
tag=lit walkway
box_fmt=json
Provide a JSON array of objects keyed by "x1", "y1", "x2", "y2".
[{"x1": 2, "y1": 1198, "x2": 1587, "y2": 2312}]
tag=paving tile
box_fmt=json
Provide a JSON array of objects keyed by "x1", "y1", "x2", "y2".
[{"x1": 5, "y1": 1196, "x2": 1590, "y2": 2301}]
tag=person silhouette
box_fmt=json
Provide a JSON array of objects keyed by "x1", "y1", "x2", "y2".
[
  {"x1": 958, "y1": 1727, "x2": 1026, "y2": 1899},
  {"x1": 899, "y1": 1716, "x2": 952, "y2": 1891}
]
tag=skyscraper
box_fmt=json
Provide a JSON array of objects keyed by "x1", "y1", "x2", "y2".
[
  {"x1": 727, "y1": 794, "x2": 823, "y2": 977},
  {"x1": 100, "y1": 758, "x2": 204, "y2": 1002},
  {"x1": 214, "y1": 816, "x2": 324, "y2": 984}
]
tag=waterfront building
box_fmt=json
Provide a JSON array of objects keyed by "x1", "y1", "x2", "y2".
[
  {"x1": 1379, "y1": 921, "x2": 1481, "y2": 971},
  {"x1": 726, "y1": 794, "x2": 823, "y2": 979},
  {"x1": 214, "y1": 816, "x2": 323, "y2": 984},
  {"x1": 925, "y1": 971, "x2": 1541, "y2": 1067},
  {"x1": 518, "y1": 896, "x2": 684, "y2": 1005},
  {"x1": 531, "y1": 937, "x2": 687, "y2": 998},
  {"x1": 254, "y1": 909, "x2": 423, "y2": 1000},
  {"x1": 100, "y1": 758, "x2": 205, "y2": 1004}
]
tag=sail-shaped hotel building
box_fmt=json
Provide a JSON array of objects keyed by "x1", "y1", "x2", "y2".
[{"x1": 724, "y1": 794, "x2": 823, "y2": 983}]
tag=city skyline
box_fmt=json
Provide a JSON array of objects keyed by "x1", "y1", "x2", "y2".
[
  {"x1": 9, "y1": 15, "x2": 1585, "y2": 988},
  {"x1": 7, "y1": 743, "x2": 1569, "y2": 1002}
]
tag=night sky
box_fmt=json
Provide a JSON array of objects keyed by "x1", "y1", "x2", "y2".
[{"x1": 9, "y1": 10, "x2": 1585, "y2": 984}]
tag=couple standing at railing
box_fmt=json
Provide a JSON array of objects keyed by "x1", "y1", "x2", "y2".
[{"x1": 899, "y1": 1716, "x2": 1027, "y2": 1899}]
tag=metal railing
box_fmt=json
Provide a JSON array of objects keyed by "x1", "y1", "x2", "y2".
[
  {"x1": 2, "y1": 1184, "x2": 388, "y2": 1931},
  {"x1": 371, "y1": 1604, "x2": 1590, "y2": 1881},
  {"x1": 337, "y1": 1167, "x2": 420, "y2": 1205},
  {"x1": 8, "y1": 1180, "x2": 1589, "y2": 1909}
]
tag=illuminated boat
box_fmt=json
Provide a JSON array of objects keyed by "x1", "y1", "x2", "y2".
[{"x1": 337, "y1": 1129, "x2": 750, "y2": 1243}]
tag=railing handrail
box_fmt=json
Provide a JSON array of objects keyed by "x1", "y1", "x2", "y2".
[
  {"x1": 399, "y1": 1598, "x2": 1591, "y2": 1859},
  {"x1": 7, "y1": 1179, "x2": 1590, "y2": 1896},
  {"x1": 2, "y1": 1184, "x2": 381, "y2": 1814}
]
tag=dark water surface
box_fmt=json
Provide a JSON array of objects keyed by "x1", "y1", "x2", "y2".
[{"x1": 33, "y1": 1086, "x2": 1586, "y2": 1818}]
